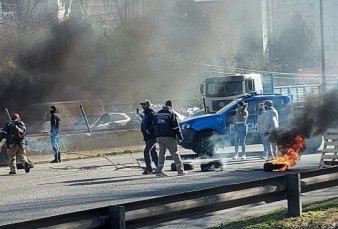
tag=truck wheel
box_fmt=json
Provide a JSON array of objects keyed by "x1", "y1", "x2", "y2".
[
  {"x1": 303, "y1": 136, "x2": 322, "y2": 154},
  {"x1": 193, "y1": 132, "x2": 217, "y2": 157}
]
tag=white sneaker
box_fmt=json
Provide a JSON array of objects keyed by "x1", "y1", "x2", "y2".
[
  {"x1": 233, "y1": 155, "x2": 239, "y2": 160},
  {"x1": 178, "y1": 171, "x2": 187, "y2": 176},
  {"x1": 156, "y1": 172, "x2": 168, "y2": 177},
  {"x1": 241, "y1": 155, "x2": 247, "y2": 160}
]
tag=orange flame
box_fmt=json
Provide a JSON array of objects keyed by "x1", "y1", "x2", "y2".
[{"x1": 268, "y1": 135, "x2": 305, "y2": 172}]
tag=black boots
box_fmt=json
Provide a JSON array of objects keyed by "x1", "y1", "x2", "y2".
[
  {"x1": 50, "y1": 152, "x2": 61, "y2": 163},
  {"x1": 57, "y1": 152, "x2": 61, "y2": 162}
]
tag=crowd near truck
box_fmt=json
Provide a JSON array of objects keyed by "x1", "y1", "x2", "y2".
[
  {"x1": 200, "y1": 73, "x2": 321, "y2": 113},
  {"x1": 179, "y1": 74, "x2": 324, "y2": 156}
]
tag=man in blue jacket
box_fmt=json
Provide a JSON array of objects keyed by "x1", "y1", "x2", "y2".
[
  {"x1": 139, "y1": 99, "x2": 158, "y2": 175},
  {"x1": 50, "y1": 106, "x2": 61, "y2": 163},
  {"x1": 154, "y1": 100, "x2": 186, "y2": 177}
]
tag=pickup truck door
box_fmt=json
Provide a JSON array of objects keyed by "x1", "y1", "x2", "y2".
[{"x1": 225, "y1": 110, "x2": 236, "y2": 136}]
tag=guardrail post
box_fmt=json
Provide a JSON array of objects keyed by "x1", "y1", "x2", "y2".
[
  {"x1": 286, "y1": 173, "x2": 302, "y2": 217},
  {"x1": 109, "y1": 206, "x2": 126, "y2": 229}
]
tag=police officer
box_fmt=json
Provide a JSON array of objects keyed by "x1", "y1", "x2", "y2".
[
  {"x1": 139, "y1": 99, "x2": 158, "y2": 175},
  {"x1": 154, "y1": 100, "x2": 186, "y2": 177},
  {"x1": 50, "y1": 106, "x2": 61, "y2": 163},
  {"x1": 0, "y1": 113, "x2": 30, "y2": 174}
]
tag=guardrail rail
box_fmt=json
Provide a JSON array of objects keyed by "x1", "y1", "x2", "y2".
[{"x1": 1, "y1": 166, "x2": 338, "y2": 229}]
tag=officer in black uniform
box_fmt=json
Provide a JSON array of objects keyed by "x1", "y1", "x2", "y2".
[
  {"x1": 139, "y1": 99, "x2": 158, "y2": 174},
  {"x1": 154, "y1": 100, "x2": 186, "y2": 177}
]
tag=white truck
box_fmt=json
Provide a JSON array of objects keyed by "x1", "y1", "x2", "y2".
[{"x1": 200, "y1": 73, "x2": 320, "y2": 113}]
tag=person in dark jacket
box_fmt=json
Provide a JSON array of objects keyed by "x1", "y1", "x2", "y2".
[
  {"x1": 154, "y1": 100, "x2": 186, "y2": 177},
  {"x1": 0, "y1": 113, "x2": 30, "y2": 174},
  {"x1": 50, "y1": 106, "x2": 61, "y2": 163},
  {"x1": 139, "y1": 99, "x2": 158, "y2": 175}
]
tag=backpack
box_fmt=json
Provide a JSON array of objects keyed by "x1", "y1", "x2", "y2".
[{"x1": 8, "y1": 121, "x2": 26, "y2": 142}]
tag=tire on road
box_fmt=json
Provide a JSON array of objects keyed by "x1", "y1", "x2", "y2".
[
  {"x1": 263, "y1": 162, "x2": 286, "y2": 172},
  {"x1": 17, "y1": 160, "x2": 35, "y2": 170},
  {"x1": 171, "y1": 162, "x2": 194, "y2": 171},
  {"x1": 200, "y1": 159, "x2": 224, "y2": 172}
]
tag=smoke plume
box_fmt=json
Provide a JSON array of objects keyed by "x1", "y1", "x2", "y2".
[{"x1": 269, "y1": 90, "x2": 338, "y2": 146}]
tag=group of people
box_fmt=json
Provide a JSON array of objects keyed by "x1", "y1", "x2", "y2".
[
  {"x1": 233, "y1": 100, "x2": 279, "y2": 160},
  {"x1": 0, "y1": 106, "x2": 61, "y2": 174},
  {"x1": 138, "y1": 99, "x2": 186, "y2": 177},
  {"x1": 1, "y1": 98, "x2": 278, "y2": 175}
]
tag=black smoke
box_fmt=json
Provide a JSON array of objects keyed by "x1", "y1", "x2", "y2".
[
  {"x1": 269, "y1": 90, "x2": 338, "y2": 146},
  {"x1": 0, "y1": 20, "x2": 97, "y2": 126}
]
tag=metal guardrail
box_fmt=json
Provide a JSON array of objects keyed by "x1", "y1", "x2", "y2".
[{"x1": 1, "y1": 166, "x2": 338, "y2": 229}]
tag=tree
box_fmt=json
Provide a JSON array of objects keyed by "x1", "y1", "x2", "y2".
[{"x1": 272, "y1": 13, "x2": 318, "y2": 72}]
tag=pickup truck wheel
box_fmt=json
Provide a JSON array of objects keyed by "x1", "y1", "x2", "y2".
[{"x1": 193, "y1": 132, "x2": 216, "y2": 157}]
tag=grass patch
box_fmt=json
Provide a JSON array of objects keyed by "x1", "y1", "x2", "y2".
[{"x1": 211, "y1": 197, "x2": 338, "y2": 229}]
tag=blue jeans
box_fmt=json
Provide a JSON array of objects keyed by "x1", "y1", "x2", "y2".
[
  {"x1": 50, "y1": 128, "x2": 59, "y2": 154},
  {"x1": 234, "y1": 123, "x2": 247, "y2": 155}
]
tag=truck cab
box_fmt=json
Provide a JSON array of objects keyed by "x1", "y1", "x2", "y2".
[
  {"x1": 200, "y1": 74, "x2": 272, "y2": 113},
  {"x1": 179, "y1": 93, "x2": 322, "y2": 156}
]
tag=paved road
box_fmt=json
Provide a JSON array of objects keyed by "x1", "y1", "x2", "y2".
[{"x1": 0, "y1": 145, "x2": 335, "y2": 227}]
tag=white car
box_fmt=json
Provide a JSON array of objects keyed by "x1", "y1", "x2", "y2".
[{"x1": 92, "y1": 113, "x2": 131, "y2": 130}]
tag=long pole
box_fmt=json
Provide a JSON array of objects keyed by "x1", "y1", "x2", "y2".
[
  {"x1": 320, "y1": 0, "x2": 326, "y2": 93},
  {"x1": 5, "y1": 108, "x2": 11, "y2": 121},
  {"x1": 80, "y1": 105, "x2": 92, "y2": 133}
]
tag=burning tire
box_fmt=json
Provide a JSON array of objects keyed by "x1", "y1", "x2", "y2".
[
  {"x1": 171, "y1": 162, "x2": 194, "y2": 171},
  {"x1": 200, "y1": 160, "x2": 224, "y2": 172},
  {"x1": 17, "y1": 160, "x2": 35, "y2": 170},
  {"x1": 263, "y1": 162, "x2": 287, "y2": 172}
]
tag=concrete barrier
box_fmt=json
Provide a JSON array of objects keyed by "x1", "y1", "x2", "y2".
[
  {"x1": 0, "y1": 129, "x2": 143, "y2": 165},
  {"x1": 26, "y1": 129, "x2": 144, "y2": 154}
]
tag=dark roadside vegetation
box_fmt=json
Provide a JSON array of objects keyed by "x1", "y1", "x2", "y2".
[{"x1": 211, "y1": 197, "x2": 338, "y2": 229}]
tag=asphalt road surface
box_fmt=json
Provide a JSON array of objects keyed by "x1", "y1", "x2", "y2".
[{"x1": 0, "y1": 145, "x2": 336, "y2": 228}]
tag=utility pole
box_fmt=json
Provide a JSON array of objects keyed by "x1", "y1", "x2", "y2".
[{"x1": 320, "y1": 0, "x2": 326, "y2": 93}]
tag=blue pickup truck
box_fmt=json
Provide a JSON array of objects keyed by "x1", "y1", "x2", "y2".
[{"x1": 179, "y1": 93, "x2": 322, "y2": 156}]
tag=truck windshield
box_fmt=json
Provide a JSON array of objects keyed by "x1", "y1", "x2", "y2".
[
  {"x1": 206, "y1": 81, "x2": 243, "y2": 97},
  {"x1": 215, "y1": 100, "x2": 238, "y2": 115}
]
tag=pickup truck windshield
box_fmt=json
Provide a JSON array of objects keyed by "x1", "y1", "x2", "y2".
[
  {"x1": 206, "y1": 81, "x2": 243, "y2": 97},
  {"x1": 215, "y1": 100, "x2": 238, "y2": 115}
]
